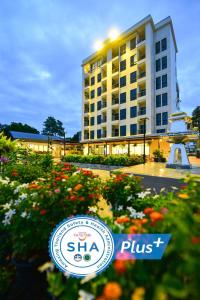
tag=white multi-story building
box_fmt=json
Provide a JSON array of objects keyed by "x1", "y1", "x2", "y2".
[{"x1": 81, "y1": 15, "x2": 179, "y2": 156}]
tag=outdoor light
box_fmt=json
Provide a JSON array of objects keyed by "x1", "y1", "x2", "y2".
[
  {"x1": 94, "y1": 39, "x2": 103, "y2": 51},
  {"x1": 108, "y1": 28, "x2": 119, "y2": 41}
]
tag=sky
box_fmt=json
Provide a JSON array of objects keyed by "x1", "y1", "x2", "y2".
[{"x1": 0, "y1": 0, "x2": 200, "y2": 136}]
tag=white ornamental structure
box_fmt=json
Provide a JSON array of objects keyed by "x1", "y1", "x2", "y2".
[{"x1": 166, "y1": 111, "x2": 191, "y2": 169}]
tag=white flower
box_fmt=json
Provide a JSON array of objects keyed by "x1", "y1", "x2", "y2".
[
  {"x1": 14, "y1": 200, "x2": 21, "y2": 206},
  {"x1": 5, "y1": 209, "x2": 16, "y2": 219},
  {"x1": 137, "y1": 191, "x2": 150, "y2": 199},
  {"x1": 78, "y1": 289, "x2": 94, "y2": 300},
  {"x1": 129, "y1": 174, "x2": 134, "y2": 178},
  {"x1": 19, "y1": 193, "x2": 27, "y2": 200},
  {"x1": 2, "y1": 203, "x2": 12, "y2": 210},
  {"x1": 67, "y1": 188, "x2": 72, "y2": 192},
  {"x1": 73, "y1": 170, "x2": 81, "y2": 176},
  {"x1": 171, "y1": 186, "x2": 178, "y2": 190},
  {"x1": 88, "y1": 207, "x2": 97, "y2": 213},
  {"x1": 21, "y1": 211, "x2": 28, "y2": 218},
  {"x1": 30, "y1": 192, "x2": 38, "y2": 197},
  {"x1": 118, "y1": 205, "x2": 123, "y2": 211},
  {"x1": 137, "y1": 212, "x2": 146, "y2": 219},
  {"x1": 62, "y1": 179, "x2": 66, "y2": 182},
  {"x1": 127, "y1": 207, "x2": 136, "y2": 213},
  {"x1": 32, "y1": 202, "x2": 37, "y2": 208},
  {"x1": 153, "y1": 194, "x2": 159, "y2": 199},
  {"x1": 160, "y1": 187, "x2": 166, "y2": 193},
  {"x1": 2, "y1": 218, "x2": 11, "y2": 225},
  {"x1": 14, "y1": 187, "x2": 20, "y2": 194},
  {"x1": 127, "y1": 196, "x2": 132, "y2": 202},
  {"x1": 124, "y1": 185, "x2": 130, "y2": 189},
  {"x1": 0, "y1": 178, "x2": 9, "y2": 185},
  {"x1": 80, "y1": 273, "x2": 96, "y2": 284}
]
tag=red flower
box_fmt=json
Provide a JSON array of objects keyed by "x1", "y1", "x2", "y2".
[
  {"x1": 114, "y1": 260, "x2": 126, "y2": 274},
  {"x1": 55, "y1": 177, "x2": 61, "y2": 181},
  {"x1": 191, "y1": 236, "x2": 200, "y2": 244},
  {"x1": 40, "y1": 209, "x2": 47, "y2": 216},
  {"x1": 70, "y1": 195, "x2": 77, "y2": 201},
  {"x1": 143, "y1": 207, "x2": 154, "y2": 214},
  {"x1": 79, "y1": 196, "x2": 85, "y2": 201},
  {"x1": 150, "y1": 211, "x2": 164, "y2": 222}
]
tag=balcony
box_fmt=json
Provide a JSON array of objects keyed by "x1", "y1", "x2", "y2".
[
  {"x1": 112, "y1": 66, "x2": 119, "y2": 74},
  {"x1": 138, "y1": 89, "x2": 146, "y2": 98},
  {"x1": 84, "y1": 121, "x2": 89, "y2": 126},
  {"x1": 84, "y1": 78, "x2": 89, "y2": 88},
  {"x1": 101, "y1": 116, "x2": 107, "y2": 123},
  {"x1": 112, "y1": 114, "x2": 119, "y2": 121},
  {"x1": 138, "y1": 71, "x2": 146, "y2": 79},
  {"x1": 138, "y1": 107, "x2": 146, "y2": 116},
  {"x1": 112, "y1": 130, "x2": 119, "y2": 137},
  {"x1": 101, "y1": 101, "x2": 107, "y2": 109},
  {"x1": 138, "y1": 54, "x2": 146, "y2": 61},
  {"x1": 101, "y1": 132, "x2": 107, "y2": 138},
  {"x1": 84, "y1": 91, "x2": 89, "y2": 100},
  {"x1": 112, "y1": 82, "x2": 119, "y2": 90},
  {"x1": 112, "y1": 97, "x2": 119, "y2": 105},
  {"x1": 137, "y1": 37, "x2": 145, "y2": 46}
]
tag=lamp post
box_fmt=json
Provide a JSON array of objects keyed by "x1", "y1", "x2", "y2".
[
  {"x1": 63, "y1": 132, "x2": 67, "y2": 156},
  {"x1": 140, "y1": 117, "x2": 149, "y2": 164}
]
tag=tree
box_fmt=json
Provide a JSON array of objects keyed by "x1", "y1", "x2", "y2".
[
  {"x1": 0, "y1": 122, "x2": 39, "y2": 137},
  {"x1": 71, "y1": 131, "x2": 81, "y2": 142},
  {"x1": 42, "y1": 116, "x2": 65, "y2": 137},
  {"x1": 192, "y1": 106, "x2": 200, "y2": 133}
]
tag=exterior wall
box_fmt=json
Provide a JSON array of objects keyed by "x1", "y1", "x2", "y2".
[{"x1": 81, "y1": 16, "x2": 178, "y2": 149}]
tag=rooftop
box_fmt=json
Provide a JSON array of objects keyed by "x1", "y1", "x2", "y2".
[
  {"x1": 82, "y1": 15, "x2": 177, "y2": 65},
  {"x1": 10, "y1": 131, "x2": 65, "y2": 142}
]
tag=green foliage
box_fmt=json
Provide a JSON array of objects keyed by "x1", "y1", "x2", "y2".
[
  {"x1": 153, "y1": 149, "x2": 166, "y2": 162},
  {"x1": 0, "y1": 122, "x2": 39, "y2": 137},
  {"x1": 192, "y1": 106, "x2": 200, "y2": 132},
  {"x1": 62, "y1": 154, "x2": 143, "y2": 166},
  {"x1": 0, "y1": 133, "x2": 18, "y2": 156},
  {"x1": 46, "y1": 176, "x2": 200, "y2": 300},
  {"x1": 102, "y1": 173, "x2": 141, "y2": 212},
  {"x1": 42, "y1": 116, "x2": 65, "y2": 137}
]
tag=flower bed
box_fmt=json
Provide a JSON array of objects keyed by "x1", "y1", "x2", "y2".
[{"x1": 62, "y1": 154, "x2": 143, "y2": 166}]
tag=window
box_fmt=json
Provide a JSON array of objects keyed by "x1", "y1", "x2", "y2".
[
  {"x1": 162, "y1": 93, "x2": 168, "y2": 106},
  {"x1": 156, "y1": 59, "x2": 161, "y2": 72},
  {"x1": 97, "y1": 101, "x2": 101, "y2": 110},
  {"x1": 156, "y1": 77, "x2": 161, "y2": 90},
  {"x1": 120, "y1": 44, "x2": 126, "y2": 55},
  {"x1": 161, "y1": 38, "x2": 167, "y2": 51},
  {"x1": 90, "y1": 103, "x2": 95, "y2": 112},
  {"x1": 97, "y1": 129, "x2": 101, "y2": 138},
  {"x1": 130, "y1": 55, "x2": 136, "y2": 66},
  {"x1": 97, "y1": 73, "x2": 101, "y2": 82},
  {"x1": 130, "y1": 88, "x2": 137, "y2": 101},
  {"x1": 97, "y1": 86, "x2": 101, "y2": 97},
  {"x1": 162, "y1": 112, "x2": 168, "y2": 125},
  {"x1": 90, "y1": 116, "x2": 95, "y2": 126},
  {"x1": 120, "y1": 125, "x2": 126, "y2": 136},
  {"x1": 157, "y1": 129, "x2": 166, "y2": 133},
  {"x1": 91, "y1": 76, "x2": 95, "y2": 86},
  {"x1": 130, "y1": 71, "x2": 137, "y2": 83},
  {"x1": 90, "y1": 130, "x2": 94, "y2": 139},
  {"x1": 130, "y1": 124, "x2": 137, "y2": 135},
  {"x1": 130, "y1": 38, "x2": 136, "y2": 50},
  {"x1": 120, "y1": 60, "x2": 126, "y2": 71},
  {"x1": 139, "y1": 124, "x2": 145, "y2": 134},
  {"x1": 162, "y1": 56, "x2": 167, "y2": 69},
  {"x1": 120, "y1": 76, "x2": 126, "y2": 87},
  {"x1": 120, "y1": 108, "x2": 126, "y2": 120},
  {"x1": 130, "y1": 106, "x2": 137, "y2": 118},
  {"x1": 97, "y1": 115, "x2": 101, "y2": 124},
  {"x1": 120, "y1": 92, "x2": 126, "y2": 104},
  {"x1": 155, "y1": 41, "x2": 160, "y2": 54},
  {"x1": 162, "y1": 74, "x2": 167, "y2": 88},
  {"x1": 156, "y1": 113, "x2": 161, "y2": 126},
  {"x1": 156, "y1": 95, "x2": 161, "y2": 107},
  {"x1": 91, "y1": 90, "x2": 95, "y2": 99}
]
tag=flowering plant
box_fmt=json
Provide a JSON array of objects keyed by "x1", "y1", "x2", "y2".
[
  {"x1": 45, "y1": 176, "x2": 200, "y2": 300},
  {"x1": 102, "y1": 172, "x2": 141, "y2": 213},
  {"x1": 0, "y1": 163, "x2": 101, "y2": 259}
]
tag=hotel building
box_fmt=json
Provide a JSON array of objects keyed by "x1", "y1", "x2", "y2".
[{"x1": 81, "y1": 15, "x2": 180, "y2": 157}]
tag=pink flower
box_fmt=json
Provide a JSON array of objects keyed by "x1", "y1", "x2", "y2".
[{"x1": 54, "y1": 188, "x2": 60, "y2": 193}]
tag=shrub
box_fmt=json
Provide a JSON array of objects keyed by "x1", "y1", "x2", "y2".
[
  {"x1": 153, "y1": 149, "x2": 166, "y2": 162},
  {"x1": 62, "y1": 154, "x2": 143, "y2": 166}
]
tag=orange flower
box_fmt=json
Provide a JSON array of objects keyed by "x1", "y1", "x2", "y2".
[
  {"x1": 129, "y1": 225, "x2": 138, "y2": 234},
  {"x1": 28, "y1": 183, "x2": 40, "y2": 189},
  {"x1": 61, "y1": 175, "x2": 69, "y2": 180},
  {"x1": 55, "y1": 177, "x2": 61, "y2": 181},
  {"x1": 131, "y1": 287, "x2": 145, "y2": 300},
  {"x1": 178, "y1": 193, "x2": 189, "y2": 199},
  {"x1": 74, "y1": 184, "x2": 83, "y2": 191},
  {"x1": 103, "y1": 282, "x2": 122, "y2": 300},
  {"x1": 114, "y1": 260, "x2": 126, "y2": 274},
  {"x1": 150, "y1": 211, "x2": 164, "y2": 222},
  {"x1": 143, "y1": 207, "x2": 154, "y2": 214},
  {"x1": 96, "y1": 297, "x2": 106, "y2": 300},
  {"x1": 116, "y1": 216, "x2": 130, "y2": 224}
]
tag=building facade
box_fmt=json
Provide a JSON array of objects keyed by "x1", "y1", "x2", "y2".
[{"x1": 81, "y1": 15, "x2": 180, "y2": 157}]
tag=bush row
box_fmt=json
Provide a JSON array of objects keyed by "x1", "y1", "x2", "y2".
[{"x1": 62, "y1": 154, "x2": 144, "y2": 166}]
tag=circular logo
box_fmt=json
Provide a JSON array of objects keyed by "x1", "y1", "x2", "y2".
[{"x1": 49, "y1": 216, "x2": 114, "y2": 277}]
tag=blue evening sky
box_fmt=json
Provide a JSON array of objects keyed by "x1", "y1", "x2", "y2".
[{"x1": 0, "y1": 0, "x2": 199, "y2": 136}]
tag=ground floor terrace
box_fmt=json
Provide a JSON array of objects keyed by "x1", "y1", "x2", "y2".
[{"x1": 82, "y1": 133, "x2": 198, "y2": 159}]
